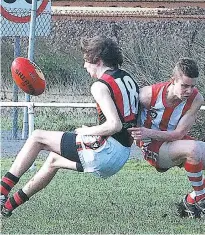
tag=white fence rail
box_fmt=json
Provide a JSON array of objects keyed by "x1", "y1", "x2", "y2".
[
  {"x1": 1, "y1": 101, "x2": 204, "y2": 135},
  {"x1": 0, "y1": 102, "x2": 96, "y2": 136},
  {"x1": 0, "y1": 102, "x2": 96, "y2": 108}
]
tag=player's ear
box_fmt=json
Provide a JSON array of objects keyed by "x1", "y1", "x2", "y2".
[
  {"x1": 97, "y1": 59, "x2": 103, "y2": 66},
  {"x1": 170, "y1": 77, "x2": 175, "y2": 85}
]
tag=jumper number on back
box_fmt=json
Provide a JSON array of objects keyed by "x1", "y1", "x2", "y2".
[{"x1": 116, "y1": 75, "x2": 138, "y2": 116}]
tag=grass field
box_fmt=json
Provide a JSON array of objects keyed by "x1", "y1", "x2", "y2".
[{"x1": 1, "y1": 159, "x2": 205, "y2": 234}]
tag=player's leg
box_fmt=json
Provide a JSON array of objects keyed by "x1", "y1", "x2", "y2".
[
  {"x1": 0, "y1": 130, "x2": 64, "y2": 202},
  {"x1": 1, "y1": 152, "x2": 79, "y2": 217},
  {"x1": 159, "y1": 140, "x2": 205, "y2": 218},
  {"x1": 0, "y1": 131, "x2": 83, "y2": 213},
  {"x1": 9, "y1": 130, "x2": 65, "y2": 177}
]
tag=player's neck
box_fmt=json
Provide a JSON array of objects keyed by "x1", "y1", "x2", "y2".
[
  {"x1": 96, "y1": 66, "x2": 114, "y2": 79},
  {"x1": 166, "y1": 84, "x2": 182, "y2": 106}
]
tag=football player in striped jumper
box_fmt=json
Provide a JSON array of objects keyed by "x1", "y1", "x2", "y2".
[
  {"x1": 0, "y1": 36, "x2": 139, "y2": 217},
  {"x1": 129, "y1": 58, "x2": 205, "y2": 218}
]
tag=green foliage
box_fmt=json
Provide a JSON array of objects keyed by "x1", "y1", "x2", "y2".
[
  {"x1": 0, "y1": 108, "x2": 24, "y2": 130},
  {"x1": 120, "y1": 21, "x2": 205, "y2": 91},
  {"x1": 35, "y1": 41, "x2": 93, "y2": 94},
  {"x1": 1, "y1": 159, "x2": 205, "y2": 234},
  {"x1": 2, "y1": 19, "x2": 205, "y2": 96}
]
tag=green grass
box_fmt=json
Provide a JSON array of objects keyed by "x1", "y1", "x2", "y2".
[{"x1": 1, "y1": 159, "x2": 205, "y2": 234}]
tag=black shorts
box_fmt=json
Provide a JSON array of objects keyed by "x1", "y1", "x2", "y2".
[{"x1": 60, "y1": 132, "x2": 83, "y2": 172}]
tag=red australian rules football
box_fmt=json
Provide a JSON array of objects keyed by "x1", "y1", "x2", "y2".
[{"x1": 11, "y1": 57, "x2": 46, "y2": 96}]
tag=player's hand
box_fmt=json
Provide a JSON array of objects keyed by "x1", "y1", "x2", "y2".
[
  {"x1": 128, "y1": 127, "x2": 150, "y2": 140},
  {"x1": 128, "y1": 127, "x2": 142, "y2": 140},
  {"x1": 74, "y1": 125, "x2": 89, "y2": 135}
]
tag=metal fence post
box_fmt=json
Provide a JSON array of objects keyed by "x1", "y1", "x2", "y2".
[
  {"x1": 22, "y1": 0, "x2": 37, "y2": 140},
  {"x1": 28, "y1": 102, "x2": 35, "y2": 171},
  {"x1": 12, "y1": 36, "x2": 20, "y2": 139}
]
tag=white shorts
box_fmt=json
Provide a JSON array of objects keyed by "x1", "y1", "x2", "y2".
[{"x1": 76, "y1": 135, "x2": 130, "y2": 179}]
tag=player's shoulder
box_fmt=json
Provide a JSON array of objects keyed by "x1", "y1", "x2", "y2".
[
  {"x1": 140, "y1": 82, "x2": 168, "y2": 107},
  {"x1": 140, "y1": 85, "x2": 152, "y2": 94},
  {"x1": 187, "y1": 90, "x2": 204, "y2": 114},
  {"x1": 91, "y1": 80, "x2": 105, "y2": 88},
  {"x1": 140, "y1": 81, "x2": 168, "y2": 93},
  {"x1": 91, "y1": 80, "x2": 109, "y2": 95},
  {"x1": 194, "y1": 91, "x2": 204, "y2": 106},
  {"x1": 139, "y1": 85, "x2": 152, "y2": 106}
]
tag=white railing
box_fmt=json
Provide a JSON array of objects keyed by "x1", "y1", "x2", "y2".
[
  {"x1": 0, "y1": 102, "x2": 96, "y2": 136},
  {"x1": 1, "y1": 101, "x2": 204, "y2": 135}
]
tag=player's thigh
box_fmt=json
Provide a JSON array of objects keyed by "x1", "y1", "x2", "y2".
[
  {"x1": 159, "y1": 140, "x2": 205, "y2": 168},
  {"x1": 32, "y1": 129, "x2": 64, "y2": 154},
  {"x1": 32, "y1": 130, "x2": 80, "y2": 163}
]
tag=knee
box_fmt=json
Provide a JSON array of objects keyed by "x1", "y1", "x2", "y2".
[
  {"x1": 46, "y1": 152, "x2": 59, "y2": 169},
  {"x1": 185, "y1": 141, "x2": 201, "y2": 163},
  {"x1": 29, "y1": 129, "x2": 44, "y2": 145},
  {"x1": 30, "y1": 129, "x2": 42, "y2": 140}
]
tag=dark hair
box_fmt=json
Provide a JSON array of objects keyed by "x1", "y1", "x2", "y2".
[
  {"x1": 80, "y1": 35, "x2": 123, "y2": 68},
  {"x1": 173, "y1": 58, "x2": 199, "y2": 78}
]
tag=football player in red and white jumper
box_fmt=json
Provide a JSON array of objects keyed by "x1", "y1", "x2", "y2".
[{"x1": 129, "y1": 58, "x2": 205, "y2": 218}]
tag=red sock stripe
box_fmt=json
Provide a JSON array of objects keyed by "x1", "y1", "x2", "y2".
[
  {"x1": 0, "y1": 185, "x2": 9, "y2": 196},
  {"x1": 194, "y1": 185, "x2": 205, "y2": 191},
  {"x1": 196, "y1": 194, "x2": 205, "y2": 202},
  {"x1": 3, "y1": 177, "x2": 15, "y2": 188},
  {"x1": 13, "y1": 192, "x2": 24, "y2": 205},
  {"x1": 4, "y1": 190, "x2": 29, "y2": 212},
  {"x1": 1, "y1": 176, "x2": 16, "y2": 196},
  {"x1": 187, "y1": 194, "x2": 195, "y2": 204},
  {"x1": 184, "y1": 161, "x2": 205, "y2": 202},
  {"x1": 187, "y1": 178, "x2": 205, "y2": 204},
  {"x1": 184, "y1": 161, "x2": 203, "y2": 173},
  {"x1": 189, "y1": 176, "x2": 203, "y2": 182},
  {"x1": 4, "y1": 192, "x2": 23, "y2": 211},
  {"x1": 4, "y1": 199, "x2": 13, "y2": 211}
]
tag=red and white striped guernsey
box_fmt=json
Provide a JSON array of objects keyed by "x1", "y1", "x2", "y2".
[
  {"x1": 141, "y1": 81, "x2": 198, "y2": 131},
  {"x1": 140, "y1": 82, "x2": 198, "y2": 168}
]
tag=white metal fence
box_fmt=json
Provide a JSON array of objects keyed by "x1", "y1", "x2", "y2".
[
  {"x1": 1, "y1": 101, "x2": 205, "y2": 137},
  {"x1": 0, "y1": 102, "x2": 96, "y2": 137}
]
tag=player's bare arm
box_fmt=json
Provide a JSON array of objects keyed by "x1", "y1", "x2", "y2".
[
  {"x1": 170, "y1": 93, "x2": 204, "y2": 137},
  {"x1": 75, "y1": 81, "x2": 122, "y2": 136}
]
